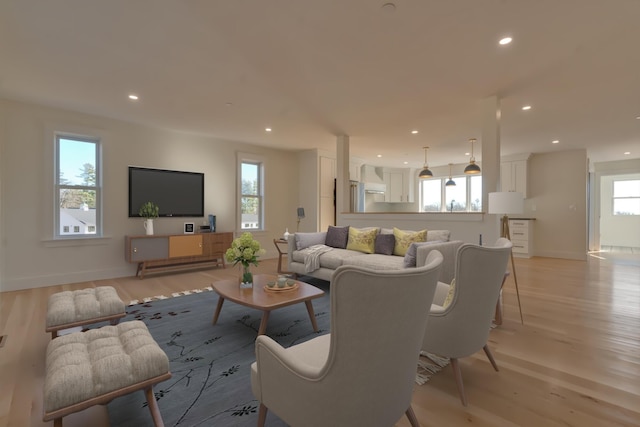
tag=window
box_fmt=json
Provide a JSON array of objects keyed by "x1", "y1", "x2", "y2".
[
  {"x1": 240, "y1": 158, "x2": 264, "y2": 230},
  {"x1": 420, "y1": 175, "x2": 482, "y2": 212},
  {"x1": 445, "y1": 177, "x2": 467, "y2": 212},
  {"x1": 469, "y1": 176, "x2": 483, "y2": 212},
  {"x1": 55, "y1": 135, "x2": 101, "y2": 237},
  {"x1": 420, "y1": 179, "x2": 442, "y2": 212},
  {"x1": 613, "y1": 179, "x2": 640, "y2": 215}
]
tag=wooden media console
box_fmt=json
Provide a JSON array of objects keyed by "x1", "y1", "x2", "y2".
[{"x1": 125, "y1": 232, "x2": 233, "y2": 278}]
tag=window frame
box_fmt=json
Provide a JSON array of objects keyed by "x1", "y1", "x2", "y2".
[
  {"x1": 419, "y1": 174, "x2": 482, "y2": 213},
  {"x1": 237, "y1": 153, "x2": 265, "y2": 231},
  {"x1": 612, "y1": 179, "x2": 640, "y2": 216},
  {"x1": 54, "y1": 133, "x2": 102, "y2": 239}
]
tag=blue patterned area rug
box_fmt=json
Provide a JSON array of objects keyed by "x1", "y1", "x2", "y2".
[{"x1": 108, "y1": 277, "x2": 331, "y2": 427}]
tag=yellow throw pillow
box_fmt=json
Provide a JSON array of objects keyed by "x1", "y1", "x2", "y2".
[
  {"x1": 393, "y1": 227, "x2": 427, "y2": 256},
  {"x1": 442, "y1": 278, "x2": 456, "y2": 308},
  {"x1": 346, "y1": 227, "x2": 379, "y2": 254}
]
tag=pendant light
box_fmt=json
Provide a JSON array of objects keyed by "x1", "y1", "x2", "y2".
[
  {"x1": 464, "y1": 138, "x2": 481, "y2": 174},
  {"x1": 445, "y1": 163, "x2": 456, "y2": 186},
  {"x1": 418, "y1": 146, "x2": 433, "y2": 178}
]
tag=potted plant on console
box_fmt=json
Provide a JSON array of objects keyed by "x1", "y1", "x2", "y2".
[{"x1": 139, "y1": 201, "x2": 159, "y2": 235}]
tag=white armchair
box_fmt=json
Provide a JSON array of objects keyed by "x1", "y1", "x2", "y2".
[
  {"x1": 251, "y1": 250, "x2": 444, "y2": 427},
  {"x1": 421, "y1": 238, "x2": 512, "y2": 406}
]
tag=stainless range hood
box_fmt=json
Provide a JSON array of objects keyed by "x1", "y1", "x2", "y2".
[
  {"x1": 363, "y1": 182, "x2": 386, "y2": 194},
  {"x1": 361, "y1": 165, "x2": 387, "y2": 193}
]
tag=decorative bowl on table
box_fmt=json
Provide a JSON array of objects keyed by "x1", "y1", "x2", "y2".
[{"x1": 264, "y1": 278, "x2": 298, "y2": 292}]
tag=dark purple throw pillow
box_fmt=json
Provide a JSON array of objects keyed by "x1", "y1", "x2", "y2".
[
  {"x1": 374, "y1": 233, "x2": 395, "y2": 255},
  {"x1": 325, "y1": 225, "x2": 349, "y2": 249}
]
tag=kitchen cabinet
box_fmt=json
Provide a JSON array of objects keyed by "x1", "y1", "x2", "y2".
[
  {"x1": 501, "y1": 153, "x2": 530, "y2": 198},
  {"x1": 384, "y1": 168, "x2": 415, "y2": 203},
  {"x1": 509, "y1": 219, "x2": 534, "y2": 258}
]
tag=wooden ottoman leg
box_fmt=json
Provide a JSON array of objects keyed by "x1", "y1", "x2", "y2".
[
  {"x1": 54, "y1": 418, "x2": 62, "y2": 427},
  {"x1": 144, "y1": 386, "x2": 165, "y2": 427}
]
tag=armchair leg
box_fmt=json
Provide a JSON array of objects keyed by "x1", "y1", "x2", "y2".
[
  {"x1": 450, "y1": 358, "x2": 468, "y2": 406},
  {"x1": 257, "y1": 403, "x2": 268, "y2": 427},
  {"x1": 405, "y1": 405, "x2": 421, "y2": 427},
  {"x1": 483, "y1": 344, "x2": 499, "y2": 372}
]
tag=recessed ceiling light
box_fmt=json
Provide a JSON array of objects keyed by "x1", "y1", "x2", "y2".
[
  {"x1": 377, "y1": 154, "x2": 382, "y2": 158},
  {"x1": 522, "y1": 105, "x2": 532, "y2": 111},
  {"x1": 552, "y1": 140, "x2": 559, "y2": 144},
  {"x1": 411, "y1": 130, "x2": 419, "y2": 134},
  {"x1": 624, "y1": 151, "x2": 631, "y2": 155},
  {"x1": 225, "y1": 102, "x2": 233, "y2": 107},
  {"x1": 403, "y1": 161, "x2": 409, "y2": 165},
  {"x1": 265, "y1": 128, "x2": 272, "y2": 132},
  {"x1": 465, "y1": 152, "x2": 470, "y2": 156},
  {"x1": 128, "y1": 94, "x2": 139, "y2": 100},
  {"x1": 636, "y1": 116, "x2": 640, "y2": 120},
  {"x1": 499, "y1": 37, "x2": 512, "y2": 45}
]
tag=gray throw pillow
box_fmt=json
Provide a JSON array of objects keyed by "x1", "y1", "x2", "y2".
[
  {"x1": 295, "y1": 232, "x2": 327, "y2": 250},
  {"x1": 325, "y1": 225, "x2": 349, "y2": 249},
  {"x1": 403, "y1": 241, "x2": 443, "y2": 267},
  {"x1": 374, "y1": 233, "x2": 395, "y2": 255}
]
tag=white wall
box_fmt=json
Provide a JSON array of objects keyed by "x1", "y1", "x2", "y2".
[
  {"x1": 0, "y1": 99, "x2": 300, "y2": 291},
  {"x1": 297, "y1": 149, "x2": 322, "y2": 232},
  {"x1": 526, "y1": 150, "x2": 588, "y2": 259}
]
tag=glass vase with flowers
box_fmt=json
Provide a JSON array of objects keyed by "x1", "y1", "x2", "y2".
[{"x1": 225, "y1": 232, "x2": 266, "y2": 288}]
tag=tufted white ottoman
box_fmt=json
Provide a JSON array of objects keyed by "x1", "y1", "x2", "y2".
[
  {"x1": 46, "y1": 286, "x2": 126, "y2": 339},
  {"x1": 43, "y1": 320, "x2": 171, "y2": 427}
]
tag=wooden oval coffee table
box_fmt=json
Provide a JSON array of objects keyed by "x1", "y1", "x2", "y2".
[{"x1": 211, "y1": 274, "x2": 325, "y2": 336}]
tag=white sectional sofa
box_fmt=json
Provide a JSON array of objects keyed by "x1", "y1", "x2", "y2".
[{"x1": 287, "y1": 226, "x2": 463, "y2": 284}]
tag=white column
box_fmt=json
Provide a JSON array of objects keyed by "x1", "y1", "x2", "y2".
[
  {"x1": 336, "y1": 135, "x2": 350, "y2": 221},
  {"x1": 481, "y1": 96, "x2": 501, "y2": 207},
  {"x1": 481, "y1": 96, "x2": 501, "y2": 244}
]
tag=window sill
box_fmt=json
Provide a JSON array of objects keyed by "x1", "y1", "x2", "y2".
[{"x1": 42, "y1": 235, "x2": 112, "y2": 248}]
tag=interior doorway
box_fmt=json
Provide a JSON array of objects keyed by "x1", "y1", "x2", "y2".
[{"x1": 591, "y1": 172, "x2": 640, "y2": 254}]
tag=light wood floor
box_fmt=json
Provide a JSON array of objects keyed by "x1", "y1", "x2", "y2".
[{"x1": 1, "y1": 254, "x2": 639, "y2": 427}]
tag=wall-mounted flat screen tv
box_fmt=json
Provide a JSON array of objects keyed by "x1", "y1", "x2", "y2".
[{"x1": 128, "y1": 166, "x2": 204, "y2": 217}]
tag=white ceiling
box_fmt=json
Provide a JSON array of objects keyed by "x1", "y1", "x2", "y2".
[{"x1": 1, "y1": 0, "x2": 639, "y2": 169}]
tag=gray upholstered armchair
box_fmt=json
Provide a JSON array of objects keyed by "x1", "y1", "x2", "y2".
[
  {"x1": 251, "y1": 250, "x2": 444, "y2": 427},
  {"x1": 421, "y1": 238, "x2": 512, "y2": 406}
]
